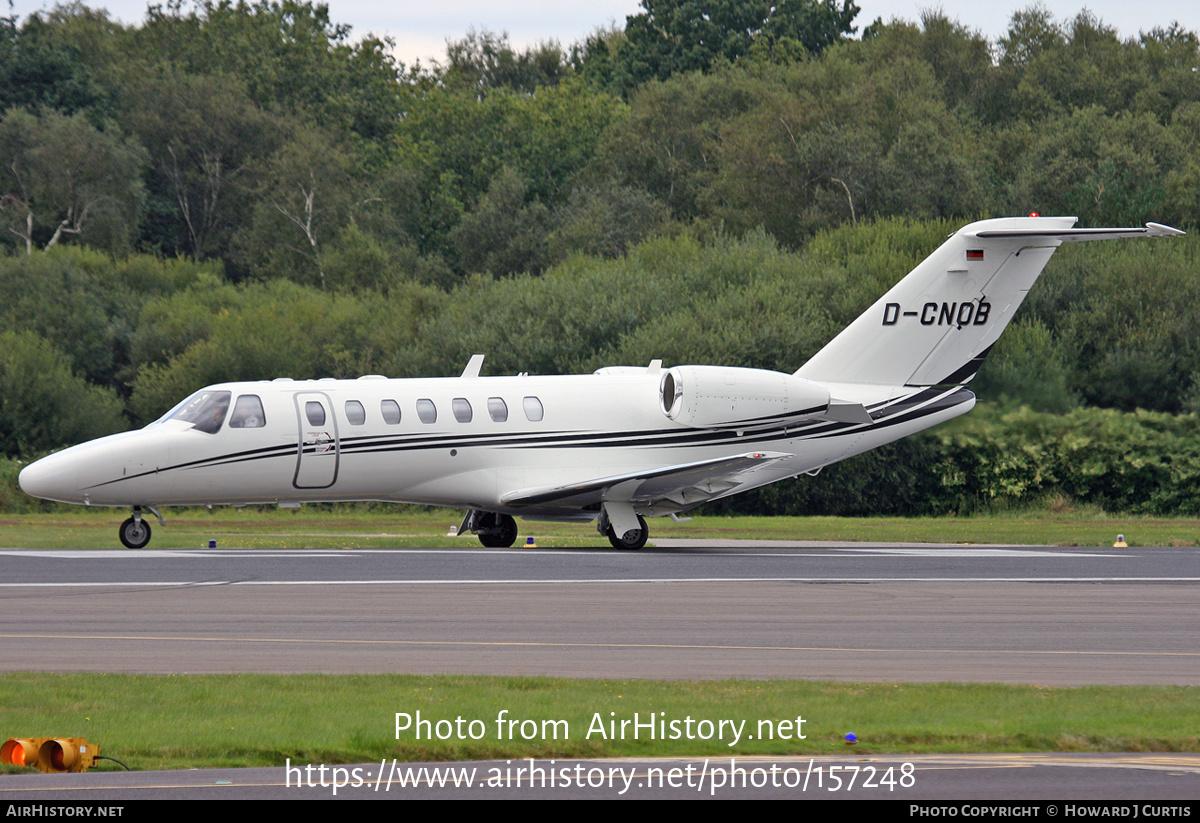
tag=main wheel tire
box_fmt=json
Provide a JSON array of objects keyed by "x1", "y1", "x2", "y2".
[
  {"x1": 119, "y1": 517, "x2": 151, "y2": 549},
  {"x1": 607, "y1": 515, "x2": 648, "y2": 551},
  {"x1": 477, "y1": 513, "x2": 518, "y2": 548}
]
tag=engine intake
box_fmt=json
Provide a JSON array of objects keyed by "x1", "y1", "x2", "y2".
[{"x1": 660, "y1": 366, "x2": 831, "y2": 430}]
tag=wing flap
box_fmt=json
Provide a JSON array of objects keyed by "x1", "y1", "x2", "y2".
[{"x1": 501, "y1": 451, "x2": 791, "y2": 510}]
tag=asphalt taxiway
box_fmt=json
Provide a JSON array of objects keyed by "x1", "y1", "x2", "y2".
[{"x1": 2, "y1": 541, "x2": 1198, "y2": 684}]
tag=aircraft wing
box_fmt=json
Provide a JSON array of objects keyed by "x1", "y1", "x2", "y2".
[{"x1": 501, "y1": 451, "x2": 792, "y2": 511}]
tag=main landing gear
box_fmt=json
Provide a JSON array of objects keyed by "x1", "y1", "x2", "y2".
[
  {"x1": 602, "y1": 514, "x2": 648, "y2": 551},
  {"x1": 463, "y1": 510, "x2": 519, "y2": 548},
  {"x1": 118, "y1": 506, "x2": 164, "y2": 549},
  {"x1": 461, "y1": 508, "x2": 649, "y2": 550}
]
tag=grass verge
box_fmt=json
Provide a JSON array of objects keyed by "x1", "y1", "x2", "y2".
[
  {"x1": 0, "y1": 507, "x2": 1197, "y2": 548},
  {"x1": 2, "y1": 674, "x2": 1198, "y2": 771}
]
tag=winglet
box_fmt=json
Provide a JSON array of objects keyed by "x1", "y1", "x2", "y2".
[
  {"x1": 1147, "y1": 222, "x2": 1186, "y2": 237},
  {"x1": 460, "y1": 354, "x2": 485, "y2": 379}
]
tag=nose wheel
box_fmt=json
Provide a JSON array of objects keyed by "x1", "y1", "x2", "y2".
[
  {"x1": 118, "y1": 507, "x2": 163, "y2": 549},
  {"x1": 119, "y1": 515, "x2": 151, "y2": 549}
]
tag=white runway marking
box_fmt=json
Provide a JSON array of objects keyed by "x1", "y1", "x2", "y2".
[
  {"x1": 0, "y1": 546, "x2": 1120, "y2": 559},
  {"x1": 3, "y1": 576, "x2": 1199, "y2": 588},
  {"x1": 0, "y1": 550, "x2": 354, "y2": 559},
  {"x1": 839, "y1": 547, "x2": 1120, "y2": 557}
]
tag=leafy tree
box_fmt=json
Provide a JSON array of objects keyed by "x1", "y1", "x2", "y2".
[
  {"x1": 231, "y1": 125, "x2": 361, "y2": 287},
  {"x1": 0, "y1": 246, "x2": 203, "y2": 391},
  {"x1": 448, "y1": 166, "x2": 551, "y2": 277},
  {"x1": 997, "y1": 4, "x2": 1065, "y2": 68},
  {"x1": 598, "y1": 68, "x2": 764, "y2": 222},
  {"x1": 0, "y1": 5, "x2": 118, "y2": 116},
  {"x1": 1002, "y1": 106, "x2": 1180, "y2": 224},
  {"x1": 572, "y1": 25, "x2": 635, "y2": 94},
  {"x1": 318, "y1": 223, "x2": 403, "y2": 292},
  {"x1": 0, "y1": 329, "x2": 126, "y2": 457},
  {"x1": 639, "y1": 50, "x2": 990, "y2": 243},
  {"x1": 121, "y1": 70, "x2": 282, "y2": 263},
  {"x1": 858, "y1": 13, "x2": 998, "y2": 120},
  {"x1": 1163, "y1": 102, "x2": 1200, "y2": 227},
  {"x1": 994, "y1": 7, "x2": 1200, "y2": 125},
  {"x1": 443, "y1": 29, "x2": 567, "y2": 93},
  {"x1": 547, "y1": 184, "x2": 671, "y2": 261},
  {"x1": 1137, "y1": 24, "x2": 1200, "y2": 120},
  {"x1": 128, "y1": 278, "x2": 441, "y2": 421},
  {"x1": 970, "y1": 320, "x2": 1079, "y2": 413},
  {"x1": 619, "y1": 0, "x2": 859, "y2": 86},
  {"x1": 393, "y1": 78, "x2": 623, "y2": 266},
  {"x1": 1021, "y1": 237, "x2": 1200, "y2": 414},
  {"x1": 0, "y1": 107, "x2": 146, "y2": 254},
  {"x1": 397, "y1": 79, "x2": 622, "y2": 211},
  {"x1": 128, "y1": 0, "x2": 403, "y2": 145}
]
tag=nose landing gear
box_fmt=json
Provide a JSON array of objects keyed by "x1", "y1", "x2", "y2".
[{"x1": 118, "y1": 507, "x2": 165, "y2": 549}]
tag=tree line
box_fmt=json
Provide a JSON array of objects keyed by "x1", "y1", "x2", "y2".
[{"x1": 3, "y1": 0, "x2": 1200, "y2": 515}]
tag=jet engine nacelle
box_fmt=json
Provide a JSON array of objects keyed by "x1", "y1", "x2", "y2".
[{"x1": 659, "y1": 365, "x2": 831, "y2": 430}]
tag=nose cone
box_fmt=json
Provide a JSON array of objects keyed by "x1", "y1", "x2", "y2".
[{"x1": 19, "y1": 449, "x2": 84, "y2": 503}]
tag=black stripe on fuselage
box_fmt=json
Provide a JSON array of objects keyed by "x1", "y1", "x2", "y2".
[{"x1": 84, "y1": 440, "x2": 302, "y2": 489}]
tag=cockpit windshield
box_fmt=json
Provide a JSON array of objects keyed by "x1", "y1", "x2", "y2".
[{"x1": 166, "y1": 390, "x2": 232, "y2": 434}]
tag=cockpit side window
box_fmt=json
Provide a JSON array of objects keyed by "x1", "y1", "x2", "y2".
[
  {"x1": 170, "y1": 390, "x2": 232, "y2": 434},
  {"x1": 229, "y1": 395, "x2": 266, "y2": 428}
]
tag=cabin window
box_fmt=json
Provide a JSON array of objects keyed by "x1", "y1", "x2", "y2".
[
  {"x1": 229, "y1": 395, "x2": 266, "y2": 428},
  {"x1": 417, "y1": 398, "x2": 437, "y2": 424},
  {"x1": 345, "y1": 400, "x2": 366, "y2": 426},
  {"x1": 305, "y1": 401, "x2": 326, "y2": 427},
  {"x1": 487, "y1": 397, "x2": 508, "y2": 423},
  {"x1": 523, "y1": 396, "x2": 544, "y2": 422},
  {"x1": 452, "y1": 397, "x2": 472, "y2": 423},
  {"x1": 381, "y1": 399, "x2": 401, "y2": 425},
  {"x1": 173, "y1": 390, "x2": 231, "y2": 434}
]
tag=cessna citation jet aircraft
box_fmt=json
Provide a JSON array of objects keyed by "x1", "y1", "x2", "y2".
[{"x1": 19, "y1": 216, "x2": 1184, "y2": 549}]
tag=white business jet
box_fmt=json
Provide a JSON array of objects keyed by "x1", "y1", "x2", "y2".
[{"x1": 18, "y1": 216, "x2": 1183, "y2": 549}]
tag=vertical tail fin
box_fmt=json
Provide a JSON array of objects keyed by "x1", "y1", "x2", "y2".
[{"x1": 795, "y1": 217, "x2": 1184, "y2": 388}]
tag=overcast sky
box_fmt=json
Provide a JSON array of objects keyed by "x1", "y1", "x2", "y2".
[{"x1": 9, "y1": 1, "x2": 1200, "y2": 67}]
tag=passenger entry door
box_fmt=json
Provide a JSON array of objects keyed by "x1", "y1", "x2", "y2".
[{"x1": 293, "y1": 392, "x2": 339, "y2": 489}]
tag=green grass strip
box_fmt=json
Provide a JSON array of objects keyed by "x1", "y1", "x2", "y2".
[
  {"x1": 0, "y1": 508, "x2": 1197, "y2": 548},
  {"x1": 2, "y1": 674, "x2": 1198, "y2": 771}
]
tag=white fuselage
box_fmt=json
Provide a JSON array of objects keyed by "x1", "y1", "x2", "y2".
[{"x1": 17, "y1": 369, "x2": 973, "y2": 521}]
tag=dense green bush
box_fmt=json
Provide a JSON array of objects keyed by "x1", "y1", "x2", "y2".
[{"x1": 932, "y1": 404, "x2": 1200, "y2": 515}]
